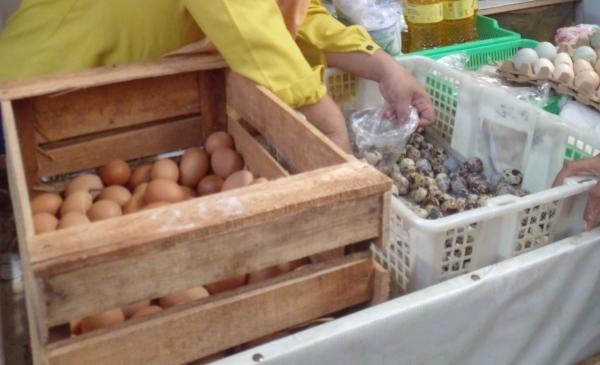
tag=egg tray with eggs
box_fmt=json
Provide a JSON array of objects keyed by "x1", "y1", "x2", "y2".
[
  {"x1": 497, "y1": 35, "x2": 600, "y2": 112},
  {"x1": 3, "y1": 62, "x2": 392, "y2": 365}
]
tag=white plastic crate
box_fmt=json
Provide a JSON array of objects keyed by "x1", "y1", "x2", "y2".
[{"x1": 339, "y1": 56, "x2": 599, "y2": 293}]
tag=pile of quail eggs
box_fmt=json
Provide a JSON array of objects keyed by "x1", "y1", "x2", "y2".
[{"x1": 362, "y1": 130, "x2": 528, "y2": 219}]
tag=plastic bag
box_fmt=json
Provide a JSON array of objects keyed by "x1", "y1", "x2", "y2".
[
  {"x1": 350, "y1": 105, "x2": 419, "y2": 164},
  {"x1": 473, "y1": 65, "x2": 554, "y2": 110},
  {"x1": 555, "y1": 24, "x2": 600, "y2": 44},
  {"x1": 437, "y1": 53, "x2": 470, "y2": 71}
]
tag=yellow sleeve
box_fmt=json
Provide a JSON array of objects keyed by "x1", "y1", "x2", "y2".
[
  {"x1": 184, "y1": 0, "x2": 326, "y2": 108},
  {"x1": 297, "y1": 0, "x2": 380, "y2": 57}
]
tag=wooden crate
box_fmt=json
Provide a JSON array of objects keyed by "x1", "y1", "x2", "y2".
[{"x1": 0, "y1": 53, "x2": 392, "y2": 365}]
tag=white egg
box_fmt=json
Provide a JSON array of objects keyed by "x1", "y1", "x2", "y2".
[
  {"x1": 574, "y1": 59, "x2": 593, "y2": 74},
  {"x1": 554, "y1": 52, "x2": 573, "y2": 67},
  {"x1": 535, "y1": 42, "x2": 557, "y2": 61},
  {"x1": 553, "y1": 63, "x2": 574, "y2": 80},
  {"x1": 574, "y1": 70, "x2": 600, "y2": 89},
  {"x1": 533, "y1": 58, "x2": 554, "y2": 75},
  {"x1": 513, "y1": 48, "x2": 539, "y2": 71},
  {"x1": 573, "y1": 46, "x2": 598, "y2": 65}
]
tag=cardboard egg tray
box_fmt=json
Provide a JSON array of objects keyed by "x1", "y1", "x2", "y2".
[{"x1": 497, "y1": 39, "x2": 600, "y2": 112}]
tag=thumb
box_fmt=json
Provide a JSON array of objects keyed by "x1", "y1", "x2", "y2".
[
  {"x1": 584, "y1": 183, "x2": 600, "y2": 230},
  {"x1": 553, "y1": 157, "x2": 600, "y2": 187}
]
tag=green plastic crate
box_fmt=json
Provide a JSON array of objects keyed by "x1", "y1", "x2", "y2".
[
  {"x1": 436, "y1": 38, "x2": 539, "y2": 70},
  {"x1": 408, "y1": 15, "x2": 521, "y2": 59}
]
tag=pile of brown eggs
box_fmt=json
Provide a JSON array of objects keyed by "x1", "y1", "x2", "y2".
[
  {"x1": 68, "y1": 255, "x2": 310, "y2": 336},
  {"x1": 30, "y1": 131, "x2": 270, "y2": 234},
  {"x1": 28, "y1": 132, "x2": 313, "y2": 335},
  {"x1": 363, "y1": 130, "x2": 528, "y2": 219}
]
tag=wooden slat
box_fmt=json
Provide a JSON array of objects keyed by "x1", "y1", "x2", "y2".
[
  {"x1": 11, "y1": 99, "x2": 39, "y2": 192},
  {"x1": 226, "y1": 72, "x2": 353, "y2": 173},
  {"x1": 370, "y1": 261, "x2": 390, "y2": 306},
  {"x1": 2, "y1": 101, "x2": 48, "y2": 360},
  {"x1": 37, "y1": 116, "x2": 203, "y2": 177},
  {"x1": 44, "y1": 254, "x2": 375, "y2": 365},
  {"x1": 374, "y1": 191, "x2": 391, "y2": 250},
  {"x1": 228, "y1": 115, "x2": 289, "y2": 180},
  {"x1": 198, "y1": 69, "x2": 227, "y2": 142},
  {"x1": 32, "y1": 73, "x2": 201, "y2": 143},
  {"x1": 0, "y1": 54, "x2": 227, "y2": 101},
  {"x1": 30, "y1": 161, "x2": 389, "y2": 327}
]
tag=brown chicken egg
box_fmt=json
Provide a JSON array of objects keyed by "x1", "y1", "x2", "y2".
[
  {"x1": 159, "y1": 286, "x2": 210, "y2": 309},
  {"x1": 123, "y1": 193, "x2": 146, "y2": 214},
  {"x1": 70, "y1": 320, "x2": 82, "y2": 336},
  {"x1": 80, "y1": 308, "x2": 125, "y2": 333},
  {"x1": 143, "y1": 202, "x2": 171, "y2": 210},
  {"x1": 60, "y1": 190, "x2": 93, "y2": 216},
  {"x1": 222, "y1": 170, "x2": 254, "y2": 192},
  {"x1": 145, "y1": 179, "x2": 184, "y2": 204},
  {"x1": 87, "y1": 200, "x2": 122, "y2": 222},
  {"x1": 122, "y1": 300, "x2": 152, "y2": 319},
  {"x1": 196, "y1": 175, "x2": 224, "y2": 196},
  {"x1": 211, "y1": 148, "x2": 244, "y2": 178},
  {"x1": 98, "y1": 186, "x2": 132, "y2": 207},
  {"x1": 129, "y1": 164, "x2": 152, "y2": 190},
  {"x1": 133, "y1": 182, "x2": 148, "y2": 196},
  {"x1": 247, "y1": 265, "x2": 286, "y2": 284},
  {"x1": 205, "y1": 274, "x2": 248, "y2": 295},
  {"x1": 151, "y1": 159, "x2": 179, "y2": 182},
  {"x1": 180, "y1": 186, "x2": 197, "y2": 200},
  {"x1": 58, "y1": 212, "x2": 90, "y2": 229},
  {"x1": 130, "y1": 305, "x2": 163, "y2": 319},
  {"x1": 65, "y1": 174, "x2": 104, "y2": 198},
  {"x1": 101, "y1": 160, "x2": 131, "y2": 186},
  {"x1": 205, "y1": 131, "x2": 234, "y2": 154},
  {"x1": 179, "y1": 147, "x2": 210, "y2": 188},
  {"x1": 252, "y1": 177, "x2": 268, "y2": 185},
  {"x1": 31, "y1": 193, "x2": 63, "y2": 215},
  {"x1": 33, "y1": 213, "x2": 58, "y2": 234}
]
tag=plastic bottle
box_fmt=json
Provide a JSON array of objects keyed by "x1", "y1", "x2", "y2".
[
  {"x1": 443, "y1": 0, "x2": 478, "y2": 45},
  {"x1": 404, "y1": 0, "x2": 444, "y2": 52}
]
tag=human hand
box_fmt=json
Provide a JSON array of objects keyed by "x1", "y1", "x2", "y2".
[
  {"x1": 378, "y1": 63, "x2": 435, "y2": 127},
  {"x1": 553, "y1": 155, "x2": 600, "y2": 231}
]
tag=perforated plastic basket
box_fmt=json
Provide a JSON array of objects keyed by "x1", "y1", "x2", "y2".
[
  {"x1": 365, "y1": 56, "x2": 598, "y2": 293},
  {"x1": 410, "y1": 16, "x2": 521, "y2": 60}
]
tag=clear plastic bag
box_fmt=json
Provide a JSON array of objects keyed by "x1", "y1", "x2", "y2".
[{"x1": 350, "y1": 105, "x2": 419, "y2": 164}]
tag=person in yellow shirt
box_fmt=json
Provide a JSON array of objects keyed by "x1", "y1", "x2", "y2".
[{"x1": 0, "y1": 0, "x2": 434, "y2": 152}]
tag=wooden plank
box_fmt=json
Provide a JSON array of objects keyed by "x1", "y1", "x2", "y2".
[
  {"x1": 30, "y1": 161, "x2": 389, "y2": 327},
  {"x1": 32, "y1": 73, "x2": 201, "y2": 143},
  {"x1": 479, "y1": 0, "x2": 578, "y2": 15},
  {"x1": 11, "y1": 99, "x2": 39, "y2": 192},
  {"x1": 226, "y1": 72, "x2": 353, "y2": 173},
  {"x1": 37, "y1": 116, "x2": 203, "y2": 177},
  {"x1": 44, "y1": 254, "x2": 375, "y2": 365},
  {"x1": 2, "y1": 101, "x2": 48, "y2": 360},
  {"x1": 0, "y1": 54, "x2": 227, "y2": 101},
  {"x1": 198, "y1": 69, "x2": 227, "y2": 142},
  {"x1": 228, "y1": 115, "x2": 289, "y2": 180},
  {"x1": 374, "y1": 191, "x2": 391, "y2": 250},
  {"x1": 370, "y1": 261, "x2": 390, "y2": 306}
]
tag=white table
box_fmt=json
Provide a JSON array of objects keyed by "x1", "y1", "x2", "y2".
[{"x1": 216, "y1": 228, "x2": 600, "y2": 365}]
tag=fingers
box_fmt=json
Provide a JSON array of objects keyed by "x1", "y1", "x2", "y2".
[
  {"x1": 413, "y1": 93, "x2": 436, "y2": 127},
  {"x1": 394, "y1": 101, "x2": 411, "y2": 124},
  {"x1": 584, "y1": 183, "x2": 600, "y2": 230},
  {"x1": 552, "y1": 156, "x2": 600, "y2": 187}
]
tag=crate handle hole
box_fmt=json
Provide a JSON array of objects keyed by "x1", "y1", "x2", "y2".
[
  {"x1": 470, "y1": 274, "x2": 481, "y2": 281},
  {"x1": 252, "y1": 353, "x2": 265, "y2": 362}
]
